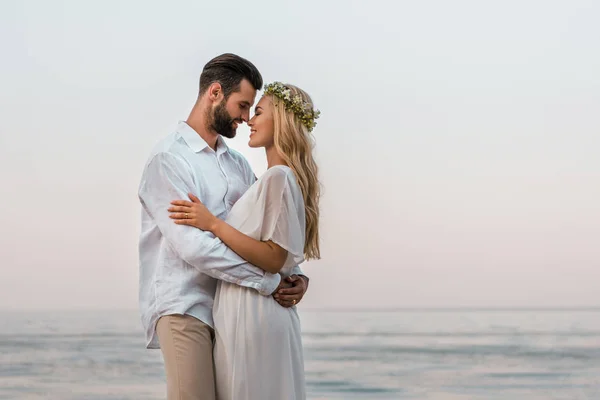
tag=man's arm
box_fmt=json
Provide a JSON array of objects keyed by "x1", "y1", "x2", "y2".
[{"x1": 138, "y1": 152, "x2": 280, "y2": 296}]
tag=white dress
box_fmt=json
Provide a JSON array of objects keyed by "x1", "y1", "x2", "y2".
[{"x1": 213, "y1": 165, "x2": 307, "y2": 400}]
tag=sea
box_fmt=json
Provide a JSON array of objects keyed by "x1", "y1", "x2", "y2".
[{"x1": 1, "y1": 309, "x2": 599, "y2": 399}]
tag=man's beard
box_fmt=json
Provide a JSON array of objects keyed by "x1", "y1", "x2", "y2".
[{"x1": 209, "y1": 101, "x2": 240, "y2": 139}]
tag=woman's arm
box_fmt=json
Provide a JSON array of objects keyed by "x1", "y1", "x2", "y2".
[
  {"x1": 169, "y1": 193, "x2": 288, "y2": 274},
  {"x1": 210, "y1": 219, "x2": 287, "y2": 274}
]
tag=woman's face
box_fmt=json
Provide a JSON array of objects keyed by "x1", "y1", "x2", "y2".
[{"x1": 247, "y1": 96, "x2": 275, "y2": 148}]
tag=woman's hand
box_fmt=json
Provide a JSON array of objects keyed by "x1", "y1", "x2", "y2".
[{"x1": 168, "y1": 193, "x2": 219, "y2": 232}]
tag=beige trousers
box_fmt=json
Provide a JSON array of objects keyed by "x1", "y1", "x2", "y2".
[{"x1": 156, "y1": 314, "x2": 216, "y2": 400}]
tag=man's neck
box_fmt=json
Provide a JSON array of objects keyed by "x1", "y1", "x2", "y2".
[{"x1": 186, "y1": 102, "x2": 219, "y2": 150}]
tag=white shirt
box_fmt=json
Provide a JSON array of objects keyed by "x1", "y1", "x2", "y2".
[{"x1": 138, "y1": 122, "x2": 301, "y2": 349}]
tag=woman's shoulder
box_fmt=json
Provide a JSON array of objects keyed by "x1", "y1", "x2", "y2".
[
  {"x1": 256, "y1": 165, "x2": 303, "y2": 197},
  {"x1": 259, "y1": 165, "x2": 294, "y2": 184}
]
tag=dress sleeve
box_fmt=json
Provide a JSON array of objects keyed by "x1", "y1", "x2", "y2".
[{"x1": 259, "y1": 168, "x2": 306, "y2": 271}]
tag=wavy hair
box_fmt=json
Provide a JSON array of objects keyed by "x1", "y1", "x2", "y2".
[{"x1": 268, "y1": 85, "x2": 321, "y2": 260}]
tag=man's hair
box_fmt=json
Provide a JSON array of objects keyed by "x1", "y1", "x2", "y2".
[{"x1": 199, "y1": 53, "x2": 263, "y2": 98}]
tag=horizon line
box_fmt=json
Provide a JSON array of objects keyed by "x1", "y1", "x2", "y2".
[{"x1": 1, "y1": 306, "x2": 600, "y2": 313}]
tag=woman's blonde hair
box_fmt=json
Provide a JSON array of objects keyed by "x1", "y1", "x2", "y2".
[{"x1": 268, "y1": 84, "x2": 321, "y2": 260}]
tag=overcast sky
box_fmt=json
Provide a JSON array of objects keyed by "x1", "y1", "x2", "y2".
[{"x1": 1, "y1": 0, "x2": 599, "y2": 310}]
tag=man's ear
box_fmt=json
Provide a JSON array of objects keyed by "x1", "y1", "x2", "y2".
[{"x1": 208, "y1": 82, "x2": 223, "y2": 102}]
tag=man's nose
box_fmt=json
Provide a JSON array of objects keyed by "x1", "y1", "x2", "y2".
[{"x1": 241, "y1": 110, "x2": 250, "y2": 122}]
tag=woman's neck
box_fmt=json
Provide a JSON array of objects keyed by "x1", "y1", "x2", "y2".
[{"x1": 265, "y1": 145, "x2": 287, "y2": 169}]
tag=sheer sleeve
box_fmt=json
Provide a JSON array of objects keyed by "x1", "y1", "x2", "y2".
[{"x1": 257, "y1": 167, "x2": 306, "y2": 272}]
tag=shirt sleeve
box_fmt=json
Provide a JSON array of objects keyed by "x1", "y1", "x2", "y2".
[
  {"x1": 138, "y1": 152, "x2": 281, "y2": 296},
  {"x1": 290, "y1": 265, "x2": 305, "y2": 277}
]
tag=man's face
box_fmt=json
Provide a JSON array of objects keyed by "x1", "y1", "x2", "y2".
[{"x1": 210, "y1": 79, "x2": 257, "y2": 138}]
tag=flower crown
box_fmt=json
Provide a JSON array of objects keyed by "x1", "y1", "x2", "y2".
[{"x1": 263, "y1": 82, "x2": 321, "y2": 132}]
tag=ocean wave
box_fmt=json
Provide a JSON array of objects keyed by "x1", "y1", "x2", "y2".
[
  {"x1": 304, "y1": 344, "x2": 600, "y2": 360},
  {"x1": 302, "y1": 330, "x2": 600, "y2": 338}
]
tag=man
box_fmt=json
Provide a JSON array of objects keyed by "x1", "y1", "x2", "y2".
[{"x1": 138, "y1": 53, "x2": 309, "y2": 400}]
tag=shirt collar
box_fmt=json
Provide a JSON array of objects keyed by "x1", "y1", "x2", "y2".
[
  {"x1": 177, "y1": 121, "x2": 230, "y2": 155},
  {"x1": 215, "y1": 135, "x2": 230, "y2": 156}
]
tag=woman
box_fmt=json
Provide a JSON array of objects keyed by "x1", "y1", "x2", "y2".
[{"x1": 168, "y1": 82, "x2": 320, "y2": 399}]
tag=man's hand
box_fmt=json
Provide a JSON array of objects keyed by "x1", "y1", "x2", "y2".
[{"x1": 273, "y1": 275, "x2": 308, "y2": 308}]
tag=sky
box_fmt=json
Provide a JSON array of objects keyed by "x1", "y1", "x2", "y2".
[{"x1": 1, "y1": 0, "x2": 599, "y2": 310}]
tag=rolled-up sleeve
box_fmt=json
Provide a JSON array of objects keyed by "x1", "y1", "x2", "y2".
[{"x1": 138, "y1": 152, "x2": 280, "y2": 296}]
